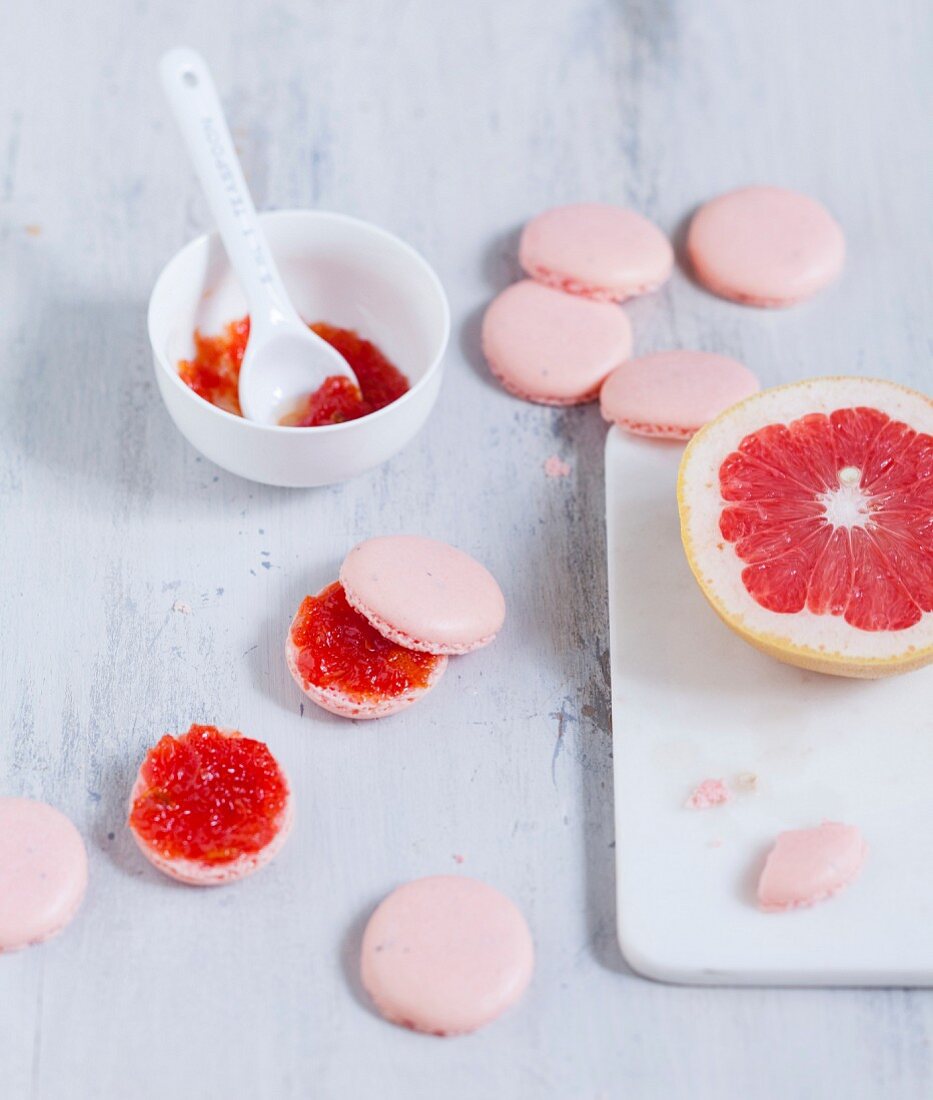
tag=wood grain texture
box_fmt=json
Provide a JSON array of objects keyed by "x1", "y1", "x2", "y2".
[{"x1": 0, "y1": 0, "x2": 930, "y2": 1097}]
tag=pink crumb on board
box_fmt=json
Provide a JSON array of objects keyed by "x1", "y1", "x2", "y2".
[
  {"x1": 544, "y1": 455, "x2": 571, "y2": 478},
  {"x1": 685, "y1": 778, "x2": 730, "y2": 810},
  {"x1": 452, "y1": 854, "x2": 465, "y2": 864},
  {"x1": 757, "y1": 821, "x2": 868, "y2": 913}
]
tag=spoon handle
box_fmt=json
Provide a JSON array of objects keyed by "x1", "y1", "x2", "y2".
[{"x1": 159, "y1": 48, "x2": 298, "y2": 333}]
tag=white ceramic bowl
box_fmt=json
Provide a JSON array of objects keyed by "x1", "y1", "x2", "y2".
[{"x1": 148, "y1": 210, "x2": 450, "y2": 487}]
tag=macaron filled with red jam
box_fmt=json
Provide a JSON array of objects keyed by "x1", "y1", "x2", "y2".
[
  {"x1": 287, "y1": 537, "x2": 505, "y2": 719},
  {"x1": 128, "y1": 724, "x2": 293, "y2": 885}
]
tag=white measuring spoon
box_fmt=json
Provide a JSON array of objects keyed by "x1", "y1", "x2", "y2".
[{"x1": 160, "y1": 48, "x2": 357, "y2": 425}]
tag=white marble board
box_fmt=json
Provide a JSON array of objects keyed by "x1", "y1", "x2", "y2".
[{"x1": 606, "y1": 427, "x2": 933, "y2": 986}]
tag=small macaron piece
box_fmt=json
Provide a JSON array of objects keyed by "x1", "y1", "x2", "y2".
[
  {"x1": 757, "y1": 822, "x2": 868, "y2": 912},
  {"x1": 286, "y1": 582, "x2": 447, "y2": 719},
  {"x1": 0, "y1": 798, "x2": 88, "y2": 952},
  {"x1": 687, "y1": 186, "x2": 845, "y2": 307},
  {"x1": 360, "y1": 875, "x2": 534, "y2": 1036},
  {"x1": 482, "y1": 279, "x2": 633, "y2": 405},
  {"x1": 519, "y1": 202, "x2": 673, "y2": 301},
  {"x1": 128, "y1": 724, "x2": 293, "y2": 885},
  {"x1": 340, "y1": 535, "x2": 505, "y2": 655},
  {"x1": 600, "y1": 350, "x2": 759, "y2": 439}
]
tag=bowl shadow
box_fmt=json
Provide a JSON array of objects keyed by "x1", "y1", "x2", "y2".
[{"x1": 3, "y1": 287, "x2": 293, "y2": 512}]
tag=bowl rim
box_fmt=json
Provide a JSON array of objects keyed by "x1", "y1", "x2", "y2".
[{"x1": 147, "y1": 208, "x2": 451, "y2": 436}]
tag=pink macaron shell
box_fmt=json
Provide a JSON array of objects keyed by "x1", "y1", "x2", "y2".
[
  {"x1": 687, "y1": 186, "x2": 845, "y2": 307},
  {"x1": 128, "y1": 728, "x2": 293, "y2": 886},
  {"x1": 340, "y1": 536, "x2": 505, "y2": 656},
  {"x1": 0, "y1": 798, "x2": 88, "y2": 952},
  {"x1": 360, "y1": 875, "x2": 534, "y2": 1036},
  {"x1": 482, "y1": 280, "x2": 633, "y2": 405},
  {"x1": 520, "y1": 203, "x2": 674, "y2": 302},
  {"x1": 600, "y1": 350, "x2": 759, "y2": 439},
  {"x1": 757, "y1": 822, "x2": 868, "y2": 913}
]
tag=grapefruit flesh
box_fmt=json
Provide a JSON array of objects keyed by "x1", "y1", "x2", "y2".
[{"x1": 679, "y1": 378, "x2": 932, "y2": 677}]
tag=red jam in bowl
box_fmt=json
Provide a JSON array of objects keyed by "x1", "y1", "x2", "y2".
[{"x1": 178, "y1": 317, "x2": 409, "y2": 426}]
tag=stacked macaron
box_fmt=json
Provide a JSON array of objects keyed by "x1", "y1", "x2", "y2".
[
  {"x1": 286, "y1": 535, "x2": 506, "y2": 719},
  {"x1": 598, "y1": 186, "x2": 847, "y2": 437},
  {"x1": 482, "y1": 203, "x2": 672, "y2": 405},
  {"x1": 484, "y1": 187, "x2": 844, "y2": 439},
  {"x1": 481, "y1": 200, "x2": 760, "y2": 434}
]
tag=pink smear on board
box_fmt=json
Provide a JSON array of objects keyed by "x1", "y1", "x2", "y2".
[
  {"x1": 685, "y1": 778, "x2": 730, "y2": 810},
  {"x1": 452, "y1": 854, "x2": 465, "y2": 865},
  {"x1": 544, "y1": 455, "x2": 571, "y2": 478}
]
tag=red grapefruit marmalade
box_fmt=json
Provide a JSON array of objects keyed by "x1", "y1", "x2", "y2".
[
  {"x1": 178, "y1": 318, "x2": 409, "y2": 425},
  {"x1": 290, "y1": 583, "x2": 440, "y2": 701},
  {"x1": 129, "y1": 724, "x2": 289, "y2": 865}
]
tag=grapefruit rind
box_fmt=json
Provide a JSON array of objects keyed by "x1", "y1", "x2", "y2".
[{"x1": 677, "y1": 377, "x2": 933, "y2": 679}]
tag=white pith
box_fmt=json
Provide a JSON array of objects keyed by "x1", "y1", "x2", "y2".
[
  {"x1": 818, "y1": 473, "x2": 869, "y2": 529},
  {"x1": 679, "y1": 378, "x2": 933, "y2": 665}
]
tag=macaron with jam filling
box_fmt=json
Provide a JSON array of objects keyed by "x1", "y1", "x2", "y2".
[
  {"x1": 128, "y1": 724, "x2": 293, "y2": 885},
  {"x1": 600, "y1": 350, "x2": 759, "y2": 439},
  {"x1": 482, "y1": 279, "x2": 633, "y2": 405},
  {"x1": 340, "y1": 535, "x2": 505, "y2": 655},
  {"x1": 361, "y1": 876, "x2": 534, "y2": 1036},
  {"x1": 687, "y1": 186, "x2": 845, "y2": 307},
  {"x1": 286, "y1": 582, "x2": 448, "y2": 719},
  {"x1": 0, "y1": 798, "x2": 88, "y2": 952},
  {"x1": 520, "y1": 202, "x2": 673, "y2": 302}
]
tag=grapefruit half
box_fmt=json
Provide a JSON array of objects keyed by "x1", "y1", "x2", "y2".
[{"x1": 678, "y1": 377, "x2": 932, "y2": 678}]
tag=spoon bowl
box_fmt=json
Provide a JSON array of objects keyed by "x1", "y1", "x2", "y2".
[{"x1": 240, "y1": 326, "x2": 350, "y2": 425}]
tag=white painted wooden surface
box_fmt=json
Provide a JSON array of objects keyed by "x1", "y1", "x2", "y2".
[{"x1": 0, "y1": 1, "x2": 930, "y2": 1097}]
